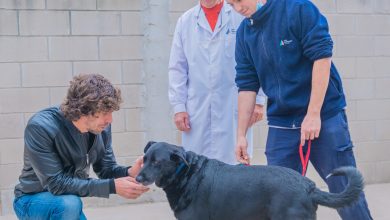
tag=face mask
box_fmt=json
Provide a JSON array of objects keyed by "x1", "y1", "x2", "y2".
[{"x1": 256, "y1": 1, "x2": 263, "y2": 11}]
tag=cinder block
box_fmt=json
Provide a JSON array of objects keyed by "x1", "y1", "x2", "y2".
[
  {"x1": 122, "y1": 61, "x2": 144, "y2": 84},
  {"x1": 356, "y1": 161, "x2": 377, "y2": 184},
  {"x1": 349, "y1": 120, "x2": 376, "y2": 142},
  {"x1": 0, "y1": 63, "x2": 21, "y2": 88},
  {"x1": 0, "y1": 163, "x2": 22, "y2": 189},
  {"x1": 356, "y1": 57, "x2": 375, "y2": 78},
  {"x1": 169, "y1": 12, "x2": 182, "y2": 36},
  {"x1": 353, "y1": 141, "x2": 390, "y2": 162},
  {"x1": 336, "y1": 36, "x2": 375, "y2": 57},
  {"x1": 125, "y1": 108, "x2": 145, "y2": 132},
  {"x1": 0, "y1": 0, "x2": 45, "y2": 9},
  {"x1": 49, "y1": 37, "x2": 98, "y2": 61},
  {"x1": 0, "y1": 189, "x2": 15, "y2": 216},
  {"x1": 356, "y1": 15, "x2": 390, "y2": 35},
  {"x1": 374, "y1": 0, "x2": 390, "y2": 13},
  {"x1": 0, "y1": 10, "x2": 18, "y2": 35},
  {"x1": 0, "y1": 37, "x2": 47, "y2": 62},
  {"x1": 99, "y1": 36, "x2": 142, "y2": 60},
  {"x1": 356, "y1": 100, "x2": 390, "y2": 120},
  {"x1": 0, "y1": 114, "x2": 24, "y2": 139},
  {"x1": 111, "y1": 132, "x2": 146, "y2": 156},
  {"x1": 71, "y1": 11, "x2": 121, "y2": 35},
  {"x1": 345, "y1": 100, "x2": 357, "y2": 120},
  {"x1": 97, "y1": 0, "x2": 142, "y2": 10},
  {"x1": 73, "y1": 61, "x2": 122, "y2": 84},
  {"x1": 372, "y1": 57, "x2": 390, "y2": 77},
  {"x1": 47, "y1": 0, "x2": 96, "y2": 10},
  {"x1": 337, "y1": 0, "x2": 374, "y2": 14},
  {"x1": 311, "y1": 0, "x2": 337, "y2": 13},
  {"x1": 119, "y1": 85, "x2": 145, "y2": 108},
  {"x1": 49, "y1": 87, "x2": 68, "y2": 106},
  {"x1": 326, "y1": 14, "x2": 356, "y2": 36},
  {"x1": 0, "y1": 138, "x2": 24, "y2": 165},
  {"x1": 21, "y1": 62, "x2": 73, "y2": 87},
  {"x1": 24, "y1": 112, "x2": 35, "y2": 126},
  {"x1": 169, "y1": 0, "x2": 197, "y2": 12},
  {"x1": 19, "y1": 11, "x2": 70, "y2": 35},
  {"x1": 333, "y1": 57, "x2": 356, "y2": 79},
  {"x1": 375, "y1": 78, "x2": 390, "y2": 99},
  {"x1": 356, "y1": 57, "x2": 390, "y2": 78},
  {"x1": 112, "y1": 109, "x2": 126, "y2": 133},
  {"x1": 0, "y1": 88, "x2": 50, "y2": 113},
  {"x1": 375, "y1": 36, "x2": 390, "y2": 56},
  {"x1": 343, "y1": 78, "x2": 375, "y2": 100},
  {"x1": 375, "y1": 161, "x2": 390, "y2": 183},
  {"x1": 376, "y1": 120, "x2": 390, "y2": 141},
  {"x1": 121, "y1": 12, "x2": 142, "y2": 35}
]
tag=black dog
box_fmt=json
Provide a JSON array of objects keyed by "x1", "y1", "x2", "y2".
[{"x1": 136, "y1": 142, "x2": 364, "y2": 220}]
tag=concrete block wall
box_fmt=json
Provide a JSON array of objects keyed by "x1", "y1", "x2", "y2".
[
  {"x1": 0, "y1": 0, "x2": 389, "y2": 216},
  {"x1": 0, "y1": 0, "x2": 159, "y2": 215}
]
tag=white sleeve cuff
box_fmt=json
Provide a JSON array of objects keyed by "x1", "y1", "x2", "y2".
[{"x1": 173, "y1": 104, "x2": 186, "y2": 114}]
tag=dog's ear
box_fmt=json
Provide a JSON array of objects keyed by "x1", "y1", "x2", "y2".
[
  {"x1": 170, "y1": 147, "x2": 189, "y2": 167},
  {"x1": 144, "y1": 141, "x2": 156, "y2": 153}
]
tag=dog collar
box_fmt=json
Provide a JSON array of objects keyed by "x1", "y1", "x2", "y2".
[{"x1": 175, "y1": 162, "x2": 187, "y2": 175}]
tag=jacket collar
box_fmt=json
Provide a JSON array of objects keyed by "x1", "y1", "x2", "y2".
[{"x1": 247, "y1": 0, "x2": 275, "y2": 26}]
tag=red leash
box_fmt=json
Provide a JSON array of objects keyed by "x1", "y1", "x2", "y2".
[{"x1": 299, "y1": 140, "x2": 311, "y2": 176}]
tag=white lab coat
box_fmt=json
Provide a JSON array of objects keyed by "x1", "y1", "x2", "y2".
[{"x1": 168, "y1": 2, "x2": 265, "y2": 164}]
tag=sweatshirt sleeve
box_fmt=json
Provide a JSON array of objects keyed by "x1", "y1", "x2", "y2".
[
  {"x1": 292, "y1": 1, "x2": 333, "y2": 61},
  {"x1": 235, "y1": 24, "x2": 261, "y2": 93}
]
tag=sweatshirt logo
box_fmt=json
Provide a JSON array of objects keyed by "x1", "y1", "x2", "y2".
[{"x1": 280, "y1": 39, "x2": 293, "y2": 46}]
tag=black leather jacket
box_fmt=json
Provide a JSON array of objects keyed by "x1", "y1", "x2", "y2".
[{"x1": 14, "y1": 106, "x2": 128, "y2": 198}]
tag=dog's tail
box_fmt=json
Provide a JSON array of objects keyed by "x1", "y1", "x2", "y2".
[{"x1": 310, "y1": 166, "x2": 363, "y2": 208}]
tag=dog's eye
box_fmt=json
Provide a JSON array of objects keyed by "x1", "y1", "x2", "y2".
[{"x1": 152, "y1": 160, "x2": 159, "y2": 166}]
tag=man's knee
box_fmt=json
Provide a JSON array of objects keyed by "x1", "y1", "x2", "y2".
[{"x1": 55, "y1": 195, "x2": 83, "y2": 216}]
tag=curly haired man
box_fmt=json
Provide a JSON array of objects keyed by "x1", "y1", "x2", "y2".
[{"x1": 13, "y1": 74, "x2": 149, "y2": 220}]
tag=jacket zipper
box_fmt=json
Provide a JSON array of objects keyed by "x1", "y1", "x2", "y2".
[{"x1": 260, "y1": 29, "x2": 282, "y2": 106}]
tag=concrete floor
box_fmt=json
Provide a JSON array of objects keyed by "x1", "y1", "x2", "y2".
[{"x1": 1, "y1": 183, "x2": 388, "y2": 220}]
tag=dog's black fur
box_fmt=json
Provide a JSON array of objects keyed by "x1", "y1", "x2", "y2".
[{"x1": 136, "y1": 142, "x2": 364, "y2": 220}]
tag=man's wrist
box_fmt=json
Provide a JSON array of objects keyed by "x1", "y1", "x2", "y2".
[{"x1": 127, "y1": 166, "x2": 133, "y2": 177}]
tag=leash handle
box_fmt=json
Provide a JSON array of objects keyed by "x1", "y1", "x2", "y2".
[{"x1": 299, "y1": 140, "x2": 311, "y2": 176}]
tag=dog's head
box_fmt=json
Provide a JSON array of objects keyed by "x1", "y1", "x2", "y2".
[{"x1": 136, "y1": 141, "x2": 189, "y2": 188}]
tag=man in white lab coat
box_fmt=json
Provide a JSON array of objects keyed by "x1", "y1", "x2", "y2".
[{"x1": 168, "y1": 0, "x2": 265, "y2": 164}]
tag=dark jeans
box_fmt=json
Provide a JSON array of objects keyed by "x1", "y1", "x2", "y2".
[
  {"x1": 265, "y1": 111, "x2": 373, "y2": 220},
  {"x1": 13, "y1": 192, "x2": 87, "y2": 220}
]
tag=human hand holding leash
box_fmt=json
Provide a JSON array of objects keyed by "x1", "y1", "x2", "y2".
[
  {"x1": 300, "y1": 112, "x2": 321, "y2": 146},
  {"x1": 235, "y1": 136, "x2": 250, "y2": 165},
  {"x1": 115, "y1": 176, "x2": 149, "y2": 199},
  {"x1": 174, "y1": 112, "x2": 191, "y2": 132}
]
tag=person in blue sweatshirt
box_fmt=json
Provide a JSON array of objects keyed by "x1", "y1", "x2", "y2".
[{"x1": 227, "y1": 0, "x2": 372, "y2": 219}]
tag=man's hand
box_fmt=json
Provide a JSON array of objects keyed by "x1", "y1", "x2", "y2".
[
  {"x1": 235, "y1": 136, "x2": 250, "y2": 165},
  {"x1": 115, "y1": 176, "x2": 149, "y2": 199},
  {"x1": 128, "y1": 156, "x2": 143, "y2": 177},
  {"x1": 249, "y1": 104, "x2": 264, "y2": 127},
  {"x1": 300, "y1": 112, "x2": 321, "y2": 146},
  {"x1": 174, "y1": 112, "x2": 191, "y2": 132}
]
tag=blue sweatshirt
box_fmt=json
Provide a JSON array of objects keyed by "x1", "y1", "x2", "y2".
[{"x1": 235, "y1": 0, "x2": 346, "y2": 128}]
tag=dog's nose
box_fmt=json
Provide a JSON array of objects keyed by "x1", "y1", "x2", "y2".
[{"x1": 135, "y1": 175, "x2": 144, "y2": 183}]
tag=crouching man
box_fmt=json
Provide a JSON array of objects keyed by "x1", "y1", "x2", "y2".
[{"x1": 13, "y1": 74, "x2": 149, "y2": 219}]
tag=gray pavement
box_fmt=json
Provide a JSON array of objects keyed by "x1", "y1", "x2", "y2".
[{"x1": 1, "y1": 183, "x2": 388, "y2": 220}]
